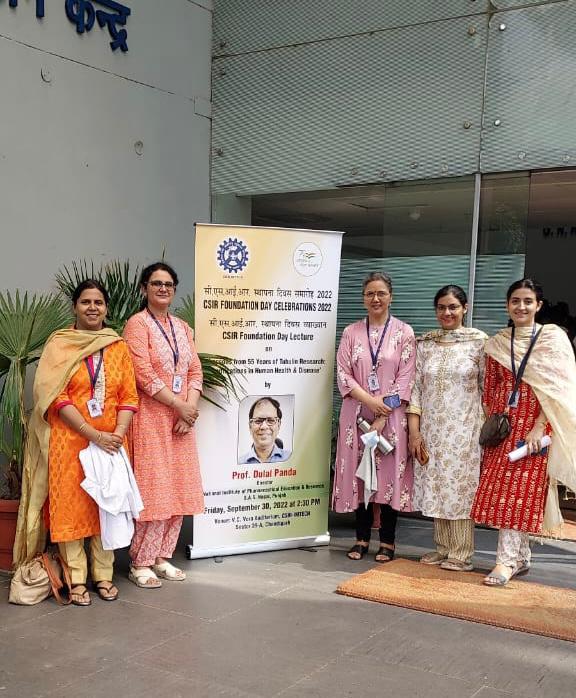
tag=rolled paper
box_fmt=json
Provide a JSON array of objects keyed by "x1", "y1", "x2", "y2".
[{"x1": 508, "y1": 435, "x2": 551, "y2": 462}]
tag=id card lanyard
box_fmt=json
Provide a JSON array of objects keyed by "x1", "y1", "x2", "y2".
[
  {"x1": 366, "y1": 316, "x2": 392, "y2": 393},
  {"x1": 85, "y1": 349, "x2": 104, "y2": 417},
  {"x1": 508, "y1": 324, "x2": 537, "y2": 409},
  {"x1": 147, "y1": 309, "x2": 182, "y2": 393}
]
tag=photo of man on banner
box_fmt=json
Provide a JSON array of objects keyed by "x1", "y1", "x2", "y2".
[{"x1": 238, "y1": 395, "x2": 294, "y2": 465}]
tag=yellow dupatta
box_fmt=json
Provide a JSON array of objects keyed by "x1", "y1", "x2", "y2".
[
  {"x1": 13, "y1": 328, "x2": 121, "y2": 567},
  {"x1": 485, "y1": 323, "x2": 576, "y2": 537}
]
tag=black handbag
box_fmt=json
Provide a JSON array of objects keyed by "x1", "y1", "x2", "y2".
[
  {"x1": 479, "y1": 327, "x2": 542, "y2": 448},
  {"x1": 479, "y1": 413, "x2": 511, "y2": 447}
]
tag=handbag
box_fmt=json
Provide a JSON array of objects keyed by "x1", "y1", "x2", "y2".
[
  {"x1": 415, "y1": 441, "x2": 430, "y2": 465},
  {"x1": 479, "y1": 327, "x2": 542, "y2": 448},
  {"x1": 479, "y1": 413, "x2": 512, "y2": 447},
  {"x1": 9, "y1": 550, "x2": 72, "y2": 606}
]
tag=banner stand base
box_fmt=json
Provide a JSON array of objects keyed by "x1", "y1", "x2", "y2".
[{"x1": 186, "y1": 533, "x2": 330, "y2": 560}]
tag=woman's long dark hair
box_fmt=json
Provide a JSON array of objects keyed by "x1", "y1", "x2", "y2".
[
  {"x1": 139, "y1": 262, "x2": 179, "y2": 310},
  {"x1": 506, "y1": 278, "x2": 544, "y2": 302},
  {"x1": 433, "y1": 284, "x2": 467, "y2": 308},
  {"x1": 72, "y1": 279, "x2": 110, "y2": 306}
]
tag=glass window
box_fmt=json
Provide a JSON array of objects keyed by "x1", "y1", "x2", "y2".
[
  {"x1": 525, "y1": 170, "x2": 576, "y2": 337},
  {"x1": 472, "y1": 173, "x2": 529, "y2": 335},
  {"x1": 253, "y1": 177, "x2": 475, "y2": 335}
]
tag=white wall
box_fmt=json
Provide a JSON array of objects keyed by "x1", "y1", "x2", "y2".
[{"x1": 0, "y1": 0, "x2": 212, "y2": 296}]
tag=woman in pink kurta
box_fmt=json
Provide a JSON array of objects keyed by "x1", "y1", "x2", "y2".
[
  {"x1": 332, "y1": 272, "x2": 416, "y2": 562},
  {"x1": 123, "y1": 262, "x2": 204, "y2": 589}
]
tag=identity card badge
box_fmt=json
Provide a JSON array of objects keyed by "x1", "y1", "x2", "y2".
[
  {"x1": 367, "y1": 373, "x2": 380, "y2": 392},
  {"x1": 87, "y1": 398, "x2": 103, "y2": 418},
  {"x1": 172, "y1": 375, "x2": 183, "y2": 393}
]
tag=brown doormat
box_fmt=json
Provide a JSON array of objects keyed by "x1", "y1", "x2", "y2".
[
  {"x1": 558, "y1": 520, "x2": 576, "y2": 541},
  {"x1": 336, "y1": 559, "x2": 576, "y2": 642}
]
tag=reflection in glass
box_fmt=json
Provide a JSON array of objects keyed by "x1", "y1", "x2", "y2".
[
  {"x1": 252, "y1": 177, "x2": 474, "y2": 335},
  {"x1": 473, "y1": 174, "x2": 528, "y2": 335}
]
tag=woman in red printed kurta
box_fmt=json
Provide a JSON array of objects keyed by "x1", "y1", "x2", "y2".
[
  {"x1": 123, "y1": 262, "x2": 204, "y2": 589},
  {"x1": 472, "y1": 278, "x2": 576, "y2": 586}
]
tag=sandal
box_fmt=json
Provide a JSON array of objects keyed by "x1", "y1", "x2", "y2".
[
  {"x1": 347, "y1": 543, "x2": 369, "y2": 560},
  {"x1": 128, "y1": 566, "x2": 162, "y2": 589},
  {"x1": 153, "y1": 561, "x2": 186, "y2": 581},
  {"x1": 512, "y1": 561, "x2": 530, "y2": 578},
  {"x1": 483, "y1": 564, "x2": 514, "y2": 587},
  {"x1": 94, "y1": 581, "x2": 119, "y2": 601},
  {"x1": 420, "y1": 551, "x2": 447, "y2": 565},
  {"x1": 375, "y1": 546, "x2": 395, "y2": 563},
  {"x1": 440, "y1": 558, "x2": 474, "y2": 572},
  {"x1": 70, "y1": 584, "x2": 91, "y2": 606}
]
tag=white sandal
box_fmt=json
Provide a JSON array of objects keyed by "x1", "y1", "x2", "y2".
[
  {"x1": 153, "y1": 561, "x2": 186, "y2": 581},
  {"x1": 128, "y1": 566, "x2": 162, "y2": 589}
]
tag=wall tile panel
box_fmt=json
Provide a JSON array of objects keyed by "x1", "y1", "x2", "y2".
[
  {"x1": 213, "y1": 0, "x2": 488, "y2": 56},
  {"x1": 481, "y1": 2, "x2": 576, "y2": 173},
  {"x1": 212, "y1": 16, "x2": 487, "y2": 195}
]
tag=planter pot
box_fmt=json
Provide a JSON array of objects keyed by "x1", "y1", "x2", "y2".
[{"x1": 0, "y1": 499, "x2": 19, "y2": 572}]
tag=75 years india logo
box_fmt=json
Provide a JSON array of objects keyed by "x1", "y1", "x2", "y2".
[
  {"x1": 293, "y1": 242, "x2": 323, "y2": 277},
  {"x1": 217, "y1": 237, "x2": 249, "y2": 274}
]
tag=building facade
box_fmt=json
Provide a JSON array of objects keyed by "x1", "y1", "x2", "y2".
[
  {"x1": 212, "y1": 0, "x2": 576, "y2": 336},
  {"x1": 0, "y1": 0, "x2": 212, "y2": 295}
]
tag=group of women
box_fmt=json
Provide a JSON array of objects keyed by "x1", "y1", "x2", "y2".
[
  {"x1": 12, "y1": 262, "x2": 576, "y2": 602},
  {"x1": 333, "y1": 273, "x2": 576, "y2": 586},
  {"x1": 14, "y1": 263, "x2": 205, "y2": 605}
]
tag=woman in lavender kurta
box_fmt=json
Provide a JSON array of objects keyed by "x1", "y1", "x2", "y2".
[{"x1": 332, "y1": 272, "x2": 416, "y2": 562}]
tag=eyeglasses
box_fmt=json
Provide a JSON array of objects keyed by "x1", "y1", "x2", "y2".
[
  {"x1": 249, "y1": 417, "x2": 279, "y2": 427},
  {"x1": 436, "y1": 304, "x2": 462, "y2": 313},
  {"x1": 363, "y1": 291, "x2": 390, "y2": 299},
  {"x1": 148, "y1": 281, "x2": 175, "y2": 289}
]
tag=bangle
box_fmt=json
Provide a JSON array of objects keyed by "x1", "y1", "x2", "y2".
[
  {"x1": 170, "y1": 395, "x2": 176, "y2": 408},
  {"x1": 96, "y1": 431, "x2": 103, "y2": 443},
  {"x1": 78, "y1": 422, "x2": 88, "y2": 434}
]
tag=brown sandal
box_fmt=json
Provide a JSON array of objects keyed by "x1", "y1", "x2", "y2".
[
  {"x1": 95, "y1": 581, "x2": 119, "y2": 601},
  {"x1": 70, "y1": 584, "x2": 91, "y2": 606}
]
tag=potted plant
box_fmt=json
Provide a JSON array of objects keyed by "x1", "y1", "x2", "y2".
[{"x1": 0, "y1": 291, "x2": 71, "y2": 570}]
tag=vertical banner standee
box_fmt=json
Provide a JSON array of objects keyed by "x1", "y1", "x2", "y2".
[{"x1": 188, "y1": 224, "x2": 343, "y2": 558}]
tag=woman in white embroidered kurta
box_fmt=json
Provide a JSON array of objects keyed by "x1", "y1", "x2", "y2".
[{"x1": 407, "y1": 285, "x2": 486, "y2": 572}]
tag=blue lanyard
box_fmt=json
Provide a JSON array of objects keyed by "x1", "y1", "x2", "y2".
[
  {"x1": 366, "y1": 316, "x2": 392, "y2": 372},
  {"x1": 510, "y1": 324, "x2": 537, "y2": 382},
  {"x1": 85, "y1": 349, "x2": 104, "y2": 398},
  {"x1": 509, "y1": 324, "x2": 538, "y2": 406},
  {"x1": 147, "y1": 309, "x2": 180, "y2": 369}
]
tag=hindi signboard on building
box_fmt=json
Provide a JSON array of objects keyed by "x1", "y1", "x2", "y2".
[{"x1": 188, "y1": 223, "x2": 342, "y2": 558}]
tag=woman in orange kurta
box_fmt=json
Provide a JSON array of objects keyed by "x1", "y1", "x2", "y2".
[
  {"x1": 45, "y1": 280, "x2": 138, "y2": 605},
  {"x1": 123, "y1": 262, "x2": 204, "y2": 589}
]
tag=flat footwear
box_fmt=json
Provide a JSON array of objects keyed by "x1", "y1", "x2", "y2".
[
  {"x1": 483, "y1": 565, "x2": 514, "y2": 587},
  {"x1": 153, "y1": 561, "x2": 186, "y2": 581},
  {"x1": 440, "y1": 558, "x2": 474, "y2": 572},
  {"x1": 347, "y1": 543, "x2": 369, "y2": 560},
  {"x1": 420, "y1": 551, "x2": 447, "y2": 565},
  {"x1": 512, "y1": 561, "x2": 530, "y2": 578},
  {"x1": 128, "y1": 566, "x2": 162, "y2": 589},
  {"x1": 375, "y1": 546, "x2": 395, "y2": 563},
  {"x1": 70, "y1": 584, "x2": 91, "y2": 606},
  {"x1": 94, "y1": 581, "x2": 119, "y2": 601}
]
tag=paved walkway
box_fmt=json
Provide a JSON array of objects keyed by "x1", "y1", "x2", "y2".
[{"x1": 1, "y1": 515, "x2": 575, "y2": 697}]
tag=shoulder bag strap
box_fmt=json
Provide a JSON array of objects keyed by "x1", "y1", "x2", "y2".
[{"x1": 506, "y1": 328, "x2": 542, "y2": 413}]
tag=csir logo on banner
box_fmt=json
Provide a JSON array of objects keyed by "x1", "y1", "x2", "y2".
[{"x1": 217, "y1": 238, "x2": 250, "y2": 274}]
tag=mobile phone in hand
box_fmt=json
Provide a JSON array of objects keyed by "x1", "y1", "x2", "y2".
[{"x1": 383, "y1": 394, "x2": 401, "y2": 409}]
